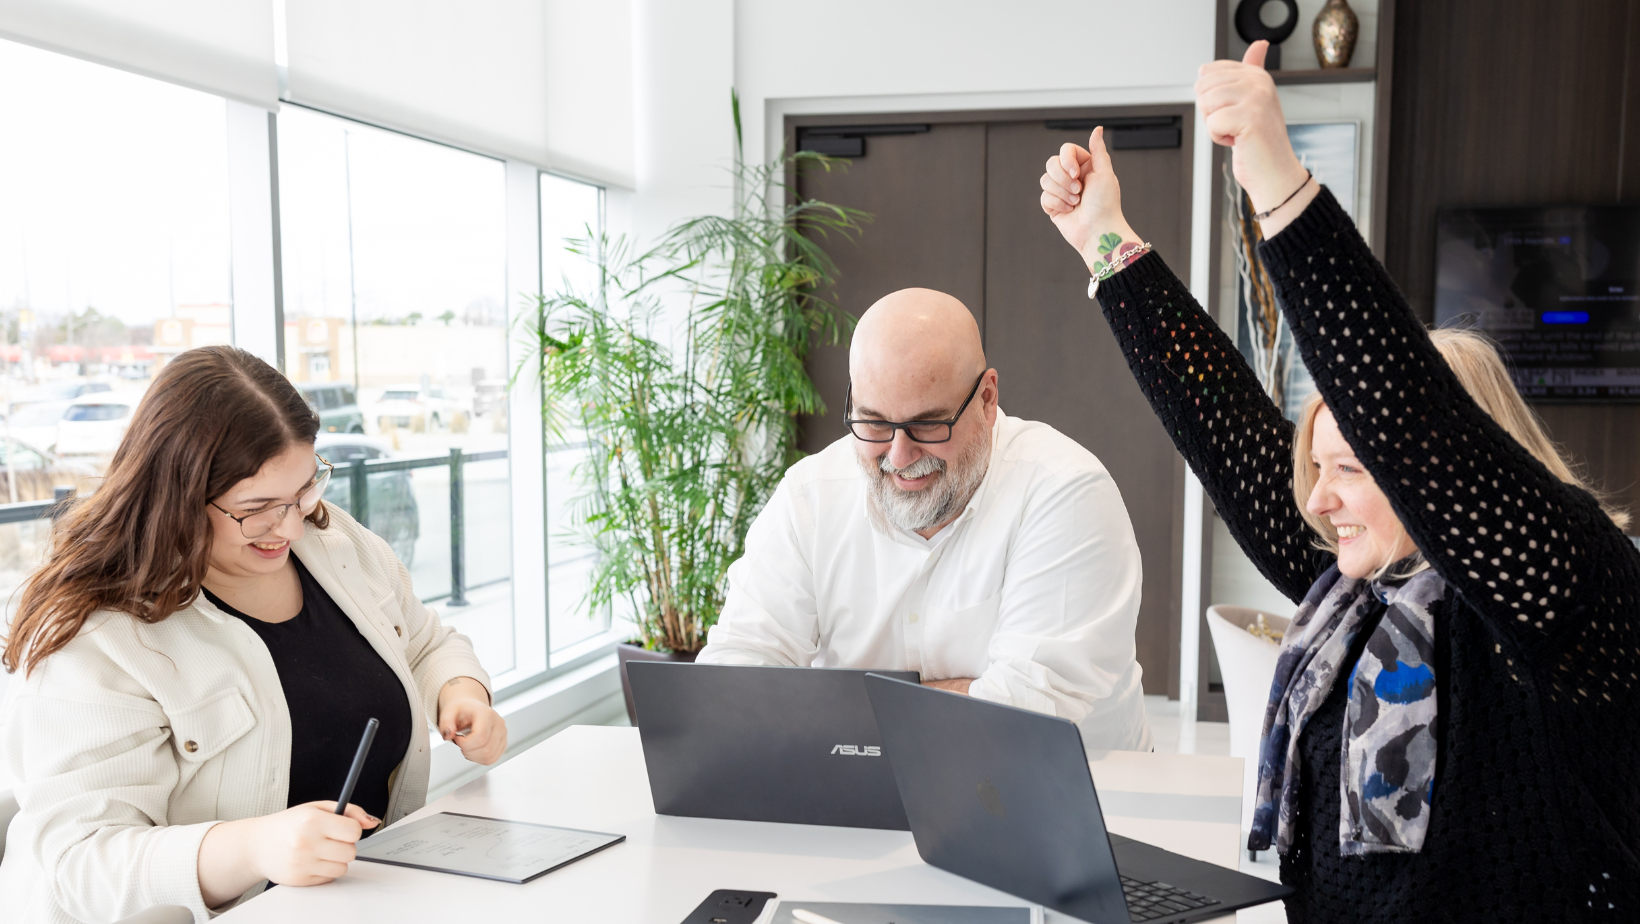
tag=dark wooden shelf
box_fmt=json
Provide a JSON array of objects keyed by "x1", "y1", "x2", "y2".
[{"x1": 1271, "y1": 67, "x2": 1377, "y2": 85}]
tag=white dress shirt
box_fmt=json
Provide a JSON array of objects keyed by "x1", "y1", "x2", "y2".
[{"x1": 699, "y1": 410, "x2": 1152, "y2": 750}]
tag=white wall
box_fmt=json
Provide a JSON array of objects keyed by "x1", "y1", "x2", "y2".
[
  {"x1": 611, "y1": 0, "x2": 1219, "y2": 240},
  {"x1": 621, "y1": 0, "x2": 736, "y2": 245},
  {"x1": 736, "y1": 0, "x2": 1217, "y2": 180}
]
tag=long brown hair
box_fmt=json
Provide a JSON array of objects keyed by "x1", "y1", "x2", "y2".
[{"x1": 3, "y1": 346, "x2": 329, "y2": 675}]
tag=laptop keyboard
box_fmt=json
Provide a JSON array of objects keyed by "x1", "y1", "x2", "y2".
[{"x1": 1120, "y1": 875, "x2": 1222, "y2": 921}]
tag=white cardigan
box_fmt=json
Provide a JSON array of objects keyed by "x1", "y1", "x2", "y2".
[{"x1": 0, "y1": 507, "x2": 490, "y2": 923}]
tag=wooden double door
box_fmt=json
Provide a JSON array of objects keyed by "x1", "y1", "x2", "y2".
[{"x1": 791, "y1": 106, "x2": 1196, "y2": 697}]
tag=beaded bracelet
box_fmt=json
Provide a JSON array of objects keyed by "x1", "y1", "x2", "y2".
[
  {"x1": 1254, "y1": 170, "x2": 1312, "y2": 222},
  {"x1": 1087, "y1": 239, "x2": 1153, "y2": 300}
]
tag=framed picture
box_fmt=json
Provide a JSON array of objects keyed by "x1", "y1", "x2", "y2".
[
  {"x1": 1286, "y1": 121, "x2": 1360, "y2": 221},
  {"x1": 1230, "y1": 120, "x2": 1363, "y2": 421},
  {"x1": 1272, "y1": 121, "x2": 1360, "y2": 417}
]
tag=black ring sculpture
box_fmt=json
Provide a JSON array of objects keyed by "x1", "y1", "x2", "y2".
[{"x1": 1234, "y1": 0, "x2": 1299, "y2": 70}]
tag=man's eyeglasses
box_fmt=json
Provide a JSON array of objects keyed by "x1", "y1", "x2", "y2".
[
  {"x1": 210, "y1": 455, "x2": 333, "y2": 539},
  {"x1": 845, "y1": 372, "x2": 986, "y2": 444}
]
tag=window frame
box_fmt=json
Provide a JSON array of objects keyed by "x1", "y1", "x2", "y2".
[{"x1": 239, "y1": 103, "x2": 621, "y2": 703}]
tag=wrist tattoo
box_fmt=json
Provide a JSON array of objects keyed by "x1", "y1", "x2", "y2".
[
  {"x1": 1088, "y1": 233, "x2": 1154, "y2": 299},
  {"x1": 1096, "y1": 231, "x2": 1142, "y2": 265}
]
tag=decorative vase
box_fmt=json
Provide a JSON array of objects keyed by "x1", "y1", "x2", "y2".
[
  {"x1": 1313, "y1": 0, "x2": 1360, "y2": 69},
  {"x1": 616, "y1": 641, "x2": 698, "y2": 725}
]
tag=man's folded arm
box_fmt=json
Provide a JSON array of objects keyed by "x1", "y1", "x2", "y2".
[
  {"x1": 966, "y1": 466, "x2": 1144, "y2": 726},
  {"x1": 696, "y1": 480, "x2": 821, "y2": 666}
]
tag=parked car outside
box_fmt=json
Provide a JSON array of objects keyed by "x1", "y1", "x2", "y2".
[
  {"x1": 297, "y1": 382, "x2": 366, "y2": 434},
  {"x1": 471, "y1": 369, "x2": 505, "y2": 418},
  {"x1": 5, "y1": 400, "x2": 72, "y2": 454},
  {"x1": 373, "y1": 383, "x2": 466, "y2": 433},
  {"x1": 316, "y1": 434, "x2": 420, "y2": 566},
  {"x1": 54, "y1": 394, "x2": 136, "y2": 457},
  {"x1": 0, "y1": 436, "x2": 99, "y2": 503},
  {"x1": 16, "y1": 381, "x2": 112, "y2": 404}
]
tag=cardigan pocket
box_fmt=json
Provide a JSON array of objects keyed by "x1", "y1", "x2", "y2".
[{"x1": 169, "y1": 688, "x2": 256, "y2": 765}]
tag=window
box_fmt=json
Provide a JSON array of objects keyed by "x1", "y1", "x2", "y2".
[
  {"x1": 278, "y1": 107, "x2": 517, "y2": 677},
  {"x1": 0, "y1": 39, "x2": 616, "y2": 719},
  {"x1": 0, "y1": 38, "x2": 231, "y2": 597},
  {"x1": 539, "y1": 173, "x2": 610, "y2": 657}
]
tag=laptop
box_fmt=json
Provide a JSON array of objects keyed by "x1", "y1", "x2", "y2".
[
  {"x1": 863, "y1": 673, "x2": 1292, "y2": 923},
  {"x1": 627, "y1": 661, "x2": 920, "y2": 830}
]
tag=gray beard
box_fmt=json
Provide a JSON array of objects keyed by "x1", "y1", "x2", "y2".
[{"x1": 862, "y1": 429, "x2": 993, "y2": 533}]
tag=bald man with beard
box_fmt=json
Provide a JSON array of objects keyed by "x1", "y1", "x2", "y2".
[{"x1": 697, "y1": 288, "x2": 1151, "y2": 750}]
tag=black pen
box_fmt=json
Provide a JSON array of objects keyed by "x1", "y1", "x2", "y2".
[{"x1": 335, "y1": 717, "x2": 380, "y2": 815}]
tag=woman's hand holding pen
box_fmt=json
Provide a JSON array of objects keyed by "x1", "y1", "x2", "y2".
[
  {"x1": 1195, "y1": 40, "x2": 1316, "y2": 236},
  {"x1": 438, "y1": 675, "x2": 507, "y2": 765},
  {"x1": 197, "y1": 802, "x2": 378, "y2": 908}
]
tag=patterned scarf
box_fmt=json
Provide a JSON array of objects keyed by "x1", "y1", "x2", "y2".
[{"x1": 1247, "y1": 564, "x2": 1445, "y2": 855}]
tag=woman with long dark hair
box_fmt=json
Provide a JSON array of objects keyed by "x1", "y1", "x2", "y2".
[
  {"x1": 0, "y1": 346, "x2": 506, "y2": 921},
  {"x1": 1039, "y1": 42, "x2": 1638, "y2": 919}
]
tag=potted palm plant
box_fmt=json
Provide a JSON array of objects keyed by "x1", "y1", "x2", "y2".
[{"x1": 529, "y1": 99, "x2": 867, "y2": 722}]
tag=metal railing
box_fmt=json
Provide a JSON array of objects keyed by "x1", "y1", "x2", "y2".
[
  {"x1": 0, "y1": 494, "x2": 58, "y2": 525},
  {"x1": 338, "y1": 448, "x2": 507, "y2": 606},
  {"x1": 0, "y1": 448, "x2": 510, "y2": 607}
]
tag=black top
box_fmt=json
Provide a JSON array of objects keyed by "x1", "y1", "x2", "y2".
[
  {"x1": 203, "y1": 555, "x2": 413, "y2": 820},
  {"x1": 1096, "y1": 188, "x2": 1640, "y2": 920}
]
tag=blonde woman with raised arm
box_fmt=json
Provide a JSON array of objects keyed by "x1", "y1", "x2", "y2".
[{"x1": 1039, "y1": 41, "x2": 1639, "y2": 921}]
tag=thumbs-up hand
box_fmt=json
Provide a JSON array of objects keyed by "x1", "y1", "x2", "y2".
[
  {"x1": 1196, "y1": 41, "x2": 1313, "y2": 230},
  {"x1": 1039, "y1": 126, "x2": 1140, "y2": 274}
]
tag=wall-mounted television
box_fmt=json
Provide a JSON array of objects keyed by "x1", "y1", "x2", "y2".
[{"x1": 1435, "y1": 204, "x2": 1640, "y2": 402}]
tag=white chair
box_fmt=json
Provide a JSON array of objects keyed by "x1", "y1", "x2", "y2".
[
  {"x1": 1205, "y1": 605, "x2": 1292, "y2": 860},
  {"x1": 0, "y1": 788, "x2": 17, "y2": 861},
  {"x1": 0, "y1": 788, "x2": 191, "y2": 924}
]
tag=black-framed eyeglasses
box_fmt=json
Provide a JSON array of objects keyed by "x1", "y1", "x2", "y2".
[
  {"x1": 210, "y1": 455, "x2": 333, "y2": 539},
  {"x1": 845, "y1": 372, "x2": 986, "y2": 444}
]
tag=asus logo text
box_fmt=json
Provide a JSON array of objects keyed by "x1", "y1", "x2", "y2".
[{"x1": 830, "y1": 745, "x2": 881, "y2": 756}]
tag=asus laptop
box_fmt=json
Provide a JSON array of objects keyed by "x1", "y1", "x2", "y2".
[
  {"x1": 863, "y1": 673, "x2": 1292, "y2": 923},
  {"x1": 627, "y1": 661, "x2": 920, "y2": 830}
]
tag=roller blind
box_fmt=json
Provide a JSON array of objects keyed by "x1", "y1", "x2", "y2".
[
  {"x1": 544, "y1": 0, "x2": 634, "y2": 186},
  {"x1": 285, "y1": 0, "x2": 633, "y2": 183},
  {"x1": 0, "y1": 0, "x2": 278, "y2": 107},
  {"x1": 284, "y1": 0, "x2": 547, "y2": 166},
  {"x1": 0, "y1": 0, "x2": 634, "y2": 182}
]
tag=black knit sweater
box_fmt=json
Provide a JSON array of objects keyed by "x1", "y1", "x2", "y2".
[{"x1": 1096, "y1": 188, "x2": 1640, "y2": 921}]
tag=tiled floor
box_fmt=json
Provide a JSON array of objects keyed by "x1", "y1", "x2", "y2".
[
  {"x1": 1142, "y1": 696, "x2": 1286, "y2": 922},
  {"x1": 1143, "y1": 694, "x2": 1232, "y2": 757}
]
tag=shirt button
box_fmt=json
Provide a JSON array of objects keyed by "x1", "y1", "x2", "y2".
[
  {"x1": 908, "y1": 613, "x2": 920, "y2": 624},
  {"x1": 184, "y1": 740, "x2": 199, "y2": 753},
  {"x1": 395, "y1": 625, "x2": 403, "y2": 636}
]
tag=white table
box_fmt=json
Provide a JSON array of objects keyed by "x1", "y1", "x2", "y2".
[{"x1": 219, "y1": 726, "x2": 1255, "y2": 923}]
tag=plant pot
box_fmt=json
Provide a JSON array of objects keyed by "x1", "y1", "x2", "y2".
[{"x1": 616, "y1": 642, "x2": 698, "y2": 726}]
